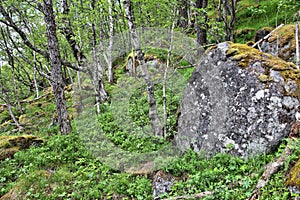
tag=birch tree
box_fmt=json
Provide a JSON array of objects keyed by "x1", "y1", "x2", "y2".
[{"x1": 124, "y1": 0, "x2": 162, "y2": 137}]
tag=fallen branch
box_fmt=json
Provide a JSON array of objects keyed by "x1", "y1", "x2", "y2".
[
  {"x1": 163, "y1": 191, "x2": 212, "y2": 200},
  {"x1": 177, "y1": 65, "x2": 194, "y2": 69},
  {"x1": 20, "y1": 94, "x2": 48, "y2": 104},
  {"x1": 248, "y1": 144, "x2": 292, "y2": 200},
  {"x1": 252, "y1": 23, "x2": 284, "y2": 48}
]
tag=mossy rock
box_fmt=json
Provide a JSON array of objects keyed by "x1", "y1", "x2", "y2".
[
  {"x1": 226, "y1": 42, "x2": 296, "y2": 69},
  {"x1": 0, "y1": 135, "x2": 44, "y2": 160},
  {"x1": 254, "y1": 27, "x2": 273, "y2": 42},
  {"x1": 261, "y1": 24, "x2": 298, "y2": 62},
  {"x1": 287, "y1": 157, "x2": 300, "y2": 189},
  {"x1": 224, "y1": 42, "x2": 300, "y2": 97}
]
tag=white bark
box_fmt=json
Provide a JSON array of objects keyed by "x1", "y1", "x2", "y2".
[
  {"x1": 107, "y1": 0, "x2": 114, "y2": 83},
  {"x1": 163, "y1": 21, "x2": 175, "y2": 137},
  {"x1": 124, "y1": 0, "x2": 162, "y2": 136},
  {"x1": 33, "y1": 51, "x2": 39, "y2": 98}
]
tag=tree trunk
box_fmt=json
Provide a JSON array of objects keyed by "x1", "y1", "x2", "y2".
[
  {"x1": 218, "y1": 0, "x2": 237, "y2": 41},
  {"x1": 33, "y1": 51, "x2": 40, "y2": 98},
  {"x1": 163, "y1": 21, "x2": 175, "y2": 137},
  {"x1": 195, "y1": 0, "x2": 208, "y2": 49},
  {"x1": 90, "y1": 0, "x2": 109, "y2": 114},
  {"x1": 124, "y1": 0, "x2": 162, "y2": 137},
  {"x1": 177, "y1": 0, "x2": 189, "y2": 30},
  {"x1": 0, "y1": 89, "x2": 22, "y2": 130},
  {"x1": 42, "y1": 0, "x2": 71, "y2": 134},
  {"x1": 107, "y1": 0, "x2": 114, "y2": 83}
]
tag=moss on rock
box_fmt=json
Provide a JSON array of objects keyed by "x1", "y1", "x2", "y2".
[
  {"x1": 223, "y1": 42, "x2": 300, "y2": 98},
  {"x1": 267, "y1": 24, "x2": 297, "y2": 62},
  {"x1": 287, "y1": 157, "x2": 300, "y2": 188},
  {"x1": 226, "y1": 42, "x2": 296, "y2": 70},
  {"x1": 0, "y1": 135, "x2": 44, "y2": 160}
]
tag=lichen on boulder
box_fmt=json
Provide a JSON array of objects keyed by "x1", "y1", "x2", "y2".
[
  {"x1": 176, "y1": 42, "x2": 299, "y2": 157},
  {"x1": 0, "y1": 135, "x2": 44, "y2": 160}
]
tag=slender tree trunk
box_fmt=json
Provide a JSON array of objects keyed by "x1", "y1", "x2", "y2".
[
  {"x1": 107, "y1": 0, "x2": 114, "y2": 83},
  {"x1": 163, "y1": 21, "x2": 175, "y2": 137},
  {"x1": 33, "y1": 51, "x2": 40, "y2": 98},
  {"x1": 177, "y1": 0, "x2": 189, "y2": 30},
  {"x1": 92, "y1": 22, "x2": 103, "y2": 115},
  {"x1": 90, "y1": 0, "x2": 109, "y2": 115},
  {"x1": 42, "y1": 0, "x2": 72, "y2": 134},
  {"x1": 124, "y1": 0, "x2": 162, "y2": 137},
  {"x1": 1, "y1": 91, "x2": 22, "y2": 130}
]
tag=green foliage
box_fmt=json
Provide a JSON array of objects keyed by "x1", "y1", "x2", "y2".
[{"x1": 1, "y1": 0, "x2": 300, "y2": 199}]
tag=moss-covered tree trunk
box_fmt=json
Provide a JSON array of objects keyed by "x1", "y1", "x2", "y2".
[{"x1": 42, "y1": 0, "x2": 71, "y2": 134}]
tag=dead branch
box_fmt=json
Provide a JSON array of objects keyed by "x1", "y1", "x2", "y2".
[
  {"x1": 248, "y1": 145, "x2": 292, "y2": 200},
  {"x1": 163, "y1": 191, "x2": 212, "y2": 200},
  {"x1": 252, "y1": 23, "x2": 284, "y2": 48}
]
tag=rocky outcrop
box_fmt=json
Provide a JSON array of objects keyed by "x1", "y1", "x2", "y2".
[
  {"x1": 259, "y1": 25, "x2": 297, "y2": 63},
  {"x1": 176, "y1": 42, "x2": 300, "y2": 157}
]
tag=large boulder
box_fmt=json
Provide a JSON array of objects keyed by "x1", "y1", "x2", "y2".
[
  {"x1": 176, "y1": 42, "x2": 300, "y2": 157},
  {"x1": 260, "y1": 25, "x2": 297, "y2": 63}
]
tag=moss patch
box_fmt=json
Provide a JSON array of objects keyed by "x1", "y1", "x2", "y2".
[
  {"x1": 268, "y1": 24, "x2": 297, "y2": 61},
  {"x1": 226, "y1": 42, "x2": 296, "y2": 70},
  {"x1": 224, "y1": 42, "x2": 300, "y2": 97},
  {"x1": 0, "y1": 135, "x2": 44, "y2": 160},
  {"x1": 287, "y1": 157, "x2": 300, "y2": 188}
]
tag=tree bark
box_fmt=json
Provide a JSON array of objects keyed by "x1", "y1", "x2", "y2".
[
  {"x1": 195, "y1": 0, "x2": 208, "y2": 49},
  {"x1": 124, "y1": 0, "x2": 162, "y2": 137},
  {"x1": 163, "y1": 21, "x2": 175, "y2": 137},
  {"x1": 90, "y1": 0, "x2": 109, "y2": 114},
  {"x1": 218, "y1": 0, "x2": 237, "y2": 41},
  {"x1": 0, "y1": 27, "x2": 22, "y2": 113},
  {"x1": 177, "y1": 0, "x2": 189, "y2": 30},
  {"x1": 42, "y1": 0, "x2": 71, "y2": 134},
  {"x1": 107, "y1": 0, "x2": 114, "y2": 83},
  {"x1": 0, "y1": 89, "x2": 22, "y2": 130}
]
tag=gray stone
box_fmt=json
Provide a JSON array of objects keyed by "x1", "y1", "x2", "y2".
[{"x1": 176, "y1": 42, "x2": 299, "y2": 157}]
